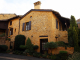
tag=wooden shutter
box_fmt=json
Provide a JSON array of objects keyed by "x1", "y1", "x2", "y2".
[
  {"x1": 56, "y1": 19, "x2": 58, "y2": 29},
  {"x1": 59, "y1": 22, "x2": 61, "y2": 30},
  {"x1": 22, "y1": 23, "x2": 25, "y2": 31},
  {"x1": 29, "y1": 21, "x2": 31, "y2": 30}
]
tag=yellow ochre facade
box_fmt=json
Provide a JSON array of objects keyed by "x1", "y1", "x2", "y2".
[{"x1": 19, "y1": 10, "x2": 69, "y2": 53}]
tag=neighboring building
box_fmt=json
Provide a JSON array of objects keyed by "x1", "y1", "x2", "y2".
[
  {"x1": 76, "y1": 19, "x2": 80, "y2": 29},
  {"x1": 0, "y1": 14, "x2": 16, "y2": 35}
]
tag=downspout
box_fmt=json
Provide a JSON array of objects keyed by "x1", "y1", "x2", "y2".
[{"x1": 18, "y1": 18, "x2": 20, "y2": 35}]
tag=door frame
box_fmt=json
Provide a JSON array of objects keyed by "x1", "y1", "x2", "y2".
[{"x1": 40, "y1": 38, "x2": 48, "y2": 54}]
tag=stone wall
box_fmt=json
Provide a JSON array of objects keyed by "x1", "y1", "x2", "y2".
[
  {"x1": 20, "y1": 11, "x2": 69, "y2": 52},
  {"x1": 48, "y1": 47, "x2": 74, "y2": 54},
  {"x1": 0, "y1": 37, "x2": 10, "y2": 50},
  {"x1": 8, "y1": 17, "x2": 20, "y2": 42}
]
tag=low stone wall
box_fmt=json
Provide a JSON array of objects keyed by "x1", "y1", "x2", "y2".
[
  {"x1": 58, "y1": 31, "x2": 68, "y2": 43},
  {"x1": 48, "y1": 47, "x2": 74, "y2": 54},
  {"x1": 0, "y1": 37, "x2": 10, "y2": 50}
]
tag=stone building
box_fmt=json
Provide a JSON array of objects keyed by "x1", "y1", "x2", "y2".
[
  {"x1": 0, "y1": 1, "x2": 74, "y2": 54},
  {"x1": 76, "y1": 19, "x2": 80, "y2": 29}
]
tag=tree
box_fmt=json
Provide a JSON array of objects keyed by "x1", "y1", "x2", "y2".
[
  {"x1": 26, "y1": 37, "x2": 33, "y2": 50},
  {"x1": 68, "y1": 15, "x2": 79, "y2": 51},
  {"x1": 44, "y1": 42, "x2": 58, "y2": 54}
]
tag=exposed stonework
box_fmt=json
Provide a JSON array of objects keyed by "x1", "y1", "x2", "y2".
[
  {"x1": 8, "y1": 17, "x2": 20, "y2": 42},
  {"x1": 20, "y1": 11, "x2": 68, "y2": 52}
]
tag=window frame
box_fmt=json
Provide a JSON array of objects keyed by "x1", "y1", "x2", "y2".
[
  {"x1": 56, "y1": 19, "x2": 58, "y2": 29},
  {"x1": 22, "y1": 21, "x2": 31, "y2": 31},
  {"x1": 26, "y1": 22, "x2": 29, "y2": 31},
  {"x1": 10, "y1": 28, "x2": 13, "y2": 35},
  {"x1": 10, "y1": 21, "x2": 12, "y2": 25}
]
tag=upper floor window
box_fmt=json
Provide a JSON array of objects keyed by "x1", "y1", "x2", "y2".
[
  {"x1": 56, "y1": 19, "x2": 58, "y2": 29},
  {"x1": 10, "y1": 28, "x2": 13, "y2": 35},
  {"x1": 26, "y1": 22, "x2": 29, "y2": 30},
  {"x1": 59, "y1": 22, "x2": 61, "y2": 30},
  {"x1": 10, "y1": 21, "x2": 12, "y2": 25},
  {"x1": 22, "y1": 21, "x2": 31, "y2": 31}
]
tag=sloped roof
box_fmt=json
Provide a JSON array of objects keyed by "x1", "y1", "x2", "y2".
[
  {"x1": 0, "y1": 15, "x2": 22, "y2": 22},
  {"x1": 20, "y1": 9, "x2": 70, "y2": 25},
  {"x1": 76, "y1": 19, "x2": 80, "y2": 24},
  {"x1": 0, "y1": 14, "x2": 16, "y2": 20}
]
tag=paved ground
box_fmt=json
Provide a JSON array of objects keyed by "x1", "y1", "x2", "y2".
[{"x1": 0, "y1": 53, "x2": 51, "y2": 60}]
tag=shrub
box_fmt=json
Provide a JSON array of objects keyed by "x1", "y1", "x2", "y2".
[
  {"x1": 33, "y1": 52, "x2": 42, "y2": 58},
  {"x1": 6, "y1": 50, "x2": 10, "y2": 53},
  {"x1": 20, "y1": 45, "x2": 26, "y2": 50},
  {"x1": 0, "y1": 33, "x2": 5, "y2": 37},
  {"x1": 44, "y1": 42, "x2": 58, "y2": 54},
  {"x1": 26, "y1": 37, "x2": 33, "y2": 50},
  {"x1": 42, "y1": 54, "x2": 48, "y2": 58},
  {"x1": 15, "y1": 35, "x2": 26, "y2": 50},
  {"x1": 6, "y1": 38, "x2": 11, "y2": 41},
  {"x1": 59, "y1": 51, "x2": 68, "y2": 60},
  {"x1": 33, "y1": 45, "x2": 38, "y2": 50},
  {"x1": 56, "y1": 41, "x2": 65, "y2": 47},
  {"x1": 13, "y1": 50, "x2": 23, "y2": 55},
  {"x1": 68, "y1": 52, "x2": 80, "y2": 60},
  {"x1": 49, "y1": 54, "x2": 57, "y2": 60},
  {"x1": 0, "y1": 45, "x2": 8, "y2": 52}
]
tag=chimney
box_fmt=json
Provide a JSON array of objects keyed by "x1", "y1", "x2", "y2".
[{"x1": 34, "y1": 1, "x2": 41, "y2": 9}]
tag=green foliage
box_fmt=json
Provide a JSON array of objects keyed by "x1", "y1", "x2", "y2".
[
  {"x1": 26, "y1": 37, "x2": 33, "y2": 50},
  {"x1": 56, "y1": 41, "x2": 65, "y2": 46},
  {"x1": 6, "y1": 38, "x2": 11, "y2": 41},
  {"x1": 44, "y1": 42, "x2": 58, "y2": 49},
  {"x1": 15, "y1": 35, "x2": 26, "y2": 50},
  {"x1": 0, "y1": 45, "x2": 8, "y2": 52},
  {"x1": 0, "y1": 33, "x2": 5, "y2": 37},
  {"x1": 68, "y1": 52, "x2": 80, "y2": 60},
  {"x1": 6, "y1": 50, "x2": 10, "y2": 53},
  {"x1": 33, "y1": 45, "x2": 39, "y2": 50},
  {"x1": 44, "y1": 42, "x2": 58, "y2": 54},
  {"x1": 49, "y1": 54, "x2": 57, "y2": 60},
  {"x1": 59, "y1": 51, "x2": 67, "y2": 54},
  {"x1": 73, "y1": 27, "x2": 79, "y2": 52},
  {"x1": 20, "y1": 45, "x2": 26, "y2": 50},
  {"x1": 13, "y1": 50, "x2": 23, "y2": 55},
  {"x1": 58, "y1": 51, "x2": 68, "y2": 60},
  {"x1": 68, "y1": 15, "x2": 79, "y2": 51},
  {"x1": 33, "y1": 52, "x2": 42, "y2": 57}
]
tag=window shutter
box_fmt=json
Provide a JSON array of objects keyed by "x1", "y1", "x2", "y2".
[
  {"x1": 56, "y1": 19, "x2": 58, "y2": 29},
  {"x1": 22, "y1": 23, "x2": 25, "y2": 31},
  {"x1": 11, "y1": 28, "x2": 13, "y2": 35},
  {"x1": 29, "y1": 21, "x2": 31, "y2": 30}
]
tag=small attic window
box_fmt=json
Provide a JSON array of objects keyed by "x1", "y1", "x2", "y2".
[{"x1": 30, "y1": 16, "x2": 32, "y2": 18}]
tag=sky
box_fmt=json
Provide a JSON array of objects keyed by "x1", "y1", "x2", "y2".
[{"x1": 0, "y1": 0, "x2": 80, "y2": 20}]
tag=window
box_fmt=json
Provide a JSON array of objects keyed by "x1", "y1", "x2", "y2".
[
  {"x1": 30, "y1": 16, "x2": 32, "y2": 18},
  {"x1": 26, "y1": 22, "x2": 29, "y2": 30},
  {"x1": 56, "y1": 19, "x2": 58, "y2": 29},
  {"x1": 22, "y1": 21, "x2": 31, "y2": 31},
  {"x1": 59, "y1": 22, "x2": 61, "y2": 30},
  {"x1": 10, "y1": 28, "x2": 13, "y2": 35},
  {"x1": 10, "y1": 21, "x2": 12, "y2": 25}
]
